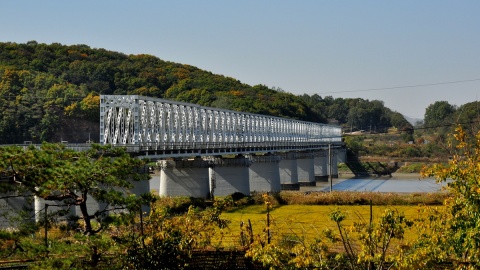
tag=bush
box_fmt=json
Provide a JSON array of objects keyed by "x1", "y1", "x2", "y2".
[
  {"x1": 401, "y1": 146, "x2": 422, "y2": 157},
  {"x1": 397, "y1": 163, "x2": 424, "y2": 173}
]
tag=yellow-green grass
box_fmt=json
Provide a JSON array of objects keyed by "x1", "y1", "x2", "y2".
[{"x1": 216, "y1": 205, "x2": 426, "y2": 250}]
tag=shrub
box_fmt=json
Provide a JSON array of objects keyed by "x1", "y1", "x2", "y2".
[{"x1": 397, "y1": 163, "x2": 424, "y2": 173}]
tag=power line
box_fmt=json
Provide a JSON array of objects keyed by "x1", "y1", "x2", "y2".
[
  {"x1": 343, "y1": 119, "x2": 480, "y2": 137},
  {"x1": 0, "y1": 95, "x2": 85, "y2": 100},
  {"x1": 414, "y1": 119, "x2": 480, "y2": 131},
  {"x1": 312, "y1": 78, "x2": 480, "y2": 95}
]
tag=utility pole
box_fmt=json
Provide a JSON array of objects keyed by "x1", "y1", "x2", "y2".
[
  {"x1": 370, "y1": 117, "x2": 372, "y2": 133},
  {"x1": 44, "y1": 204, "x2": 49, "y2": 251},
  {"x1": 329, "y1": 144, "x2": 333, "y2": 192}
]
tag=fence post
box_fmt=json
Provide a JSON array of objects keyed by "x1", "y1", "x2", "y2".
[
  {"x1": 140, "y1": 205, "x2": 145, "y2": 248},
  {"x1": 44, "y1": 204, "x2": 49, "y2": 252}
]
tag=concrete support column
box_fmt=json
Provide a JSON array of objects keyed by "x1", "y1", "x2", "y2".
[
  {"x1": 314, "y1": 149, "x2": 328, "y2": 181},
  {"x1": 159, "y1": 158, "x2": 210, "y2": 198},
  {"x1": 337, "y1": 147, "x2": 347, "y2": 163},
  {"x1": 278, "y1": 152, "x2": 299, "y2": 190},
  {"x1": 297, "y1": 152, "x2": 316, "y2": 186},
  {"x1": 327, "y1": 148, "x2": 339, "y2": 178},
  {"x1": 148, "y1": 169, "x2": 161, "y2": 195},
  {"x1": 208, "y1": 156, "x2": 252, "y2": 196},
  {"x1": 129, "y1": 167, "x2": 153, "y2": 213},
  {"x1": 0, "y1": 193, "x2": 35, "y2": 229},
  {"x1": 248, "y1": 155, "x2": 281, "y2": 193},
  {"x1": 34, "y1": 196, "x2": 77, "y2": 222}
]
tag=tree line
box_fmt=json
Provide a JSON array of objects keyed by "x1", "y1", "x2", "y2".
[
  {"x1": 423, "y1": 100, "x2": 480, "y2": 136},
  {"x1": 0, "y1": 41, "x2": 412, "y2": 144}
]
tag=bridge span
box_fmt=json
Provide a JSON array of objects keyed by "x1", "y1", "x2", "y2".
[
  {"x1": 1, "y1": 95, "x2": 346, "y2": 228},
  {"x1": 100, "y1": 95, "x2": 343, "y2": 158},
  {"x1": 99, "y1": 95, "x2": 345, "y2": 198},
  {"x1": 6, "y1": 95, "x2": 345, "y2": 195}
]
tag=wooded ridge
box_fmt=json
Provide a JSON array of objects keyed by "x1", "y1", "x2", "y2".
[{"x1": 0, "y1": 41, "x2": 412, "y2": 143}]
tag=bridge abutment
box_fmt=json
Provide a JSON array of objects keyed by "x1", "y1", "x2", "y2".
[{"x1": 248, "y1": 155, "x2": 281, "y2": 193}]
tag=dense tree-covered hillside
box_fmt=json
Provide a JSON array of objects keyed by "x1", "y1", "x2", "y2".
[
  {"x1": 0, "y1": 41, "x2": 411, "y2": 143},
  {"x1": 423, "y1": 100, "x2": 480, "y2": 134}
]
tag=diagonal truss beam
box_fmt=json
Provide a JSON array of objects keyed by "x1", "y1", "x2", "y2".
[{"x1": 100, "y1": 95, "x2": 342, "y2": 156}]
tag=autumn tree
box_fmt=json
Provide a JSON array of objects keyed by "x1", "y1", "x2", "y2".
[
  {"x1": 418, "y1": 126, "x2": 480, "y2": 268},
  {"x1": 0, "y1": 143, "x2": 152, "y2": 235},
  {"x1": 453, "y1": 101, "x2": 480, "y2": 136},
  {"x1": 121, "y1": 200, "x2": 230, "y2": 269}
]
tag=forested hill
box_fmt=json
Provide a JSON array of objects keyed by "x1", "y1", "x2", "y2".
[{"x1": 0, "y1": 41, "x2": 411, "y2": 144}]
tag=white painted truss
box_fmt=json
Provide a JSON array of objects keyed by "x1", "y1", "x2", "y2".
[{"x1": 100, "y1": 95, "x2": 342, "y2": 156}]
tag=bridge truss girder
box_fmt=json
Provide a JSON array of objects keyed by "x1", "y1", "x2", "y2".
[{"x1": 100, "y1": 95, "x2": 342, "y2": 157}]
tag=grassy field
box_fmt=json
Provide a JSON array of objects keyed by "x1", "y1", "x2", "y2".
[
  {"x1": 151, "y1": 191, "x2": 449, "y2": 252},
  {"x1": 217, "y1": 204, "x2": 426, "y2": 249}
]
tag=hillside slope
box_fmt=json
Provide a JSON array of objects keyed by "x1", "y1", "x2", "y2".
[{"x1": 0, "y1": 41, "x2": 410, "y2": 143}]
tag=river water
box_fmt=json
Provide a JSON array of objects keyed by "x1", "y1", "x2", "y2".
[{"x1": 301, "y1": 173, "x2": 450, "y2": 193}]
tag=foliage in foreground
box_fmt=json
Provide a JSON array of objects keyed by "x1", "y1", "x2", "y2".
[
  {"x1": 0, "y1": 143, "x2": 152, "y2": 236},
  {"x1": 120, "y1": 199, "x2": 230, "y2": 269},
  {"x1": 244, "y1": 126, "x2": 480, "y2": 269},
  {"x1": 418, "y1": 126, "x2": 480, "y2": 269},
  {"x1": 243, "y1": 194, "x2": 415, "y2": 270},
  {"x1": 1, "y1": 126, "x2": 479, "y2": 268}
]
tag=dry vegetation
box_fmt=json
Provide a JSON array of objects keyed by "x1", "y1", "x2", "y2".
[
  {"x1": 228, "y1": 191, "x2": 449, "y2": 208},
  {"x1": 278, "y1": 191, "x2": 448, "y2": 205}
]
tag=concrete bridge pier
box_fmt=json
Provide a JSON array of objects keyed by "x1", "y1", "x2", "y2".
[
  {"x1": 0, "y1": 193, "x2": 35, "y2": 229},
  {"x1": 328, "y1": 148, "x2": 339, "y2": 178},
  {"x1": 248, "y1": 155, "x2": 281, "y2": 193},
  {"x1": 297, "y1": 152, "x2": 316, "y2": 186},
  {"x1": 208, "y1": 156, "x2": 252, "y2": 196},
  {"x1": 278, "y1": 152, "x2": 299, "y2": 190},
  {"x1": 158, "y1": 158, "x2": 211, "y2": 198},
  {"x1": 337, "y1": 147, "x2": 347, "y2": 163},
  {"x1": 129, "y1": 168, "x2": 153, "y2": 213},
  {"x1": 314, "y1": 150, "x2": 328, "y2": 181},
  {"x1": 148, "y1": 170, "x2": 160, "y2": 195},
  {"x1": 34, "y1": 196, "x2": 77, "y2": 222}
]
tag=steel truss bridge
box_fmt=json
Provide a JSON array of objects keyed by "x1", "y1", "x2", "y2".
[{"x1": 100, "y1": 95, "x2": 343, "y2": 158}]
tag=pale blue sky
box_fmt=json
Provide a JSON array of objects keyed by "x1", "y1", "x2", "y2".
[{"x1": 1, "y1": 1, "x2": 479, "y2": 119}]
